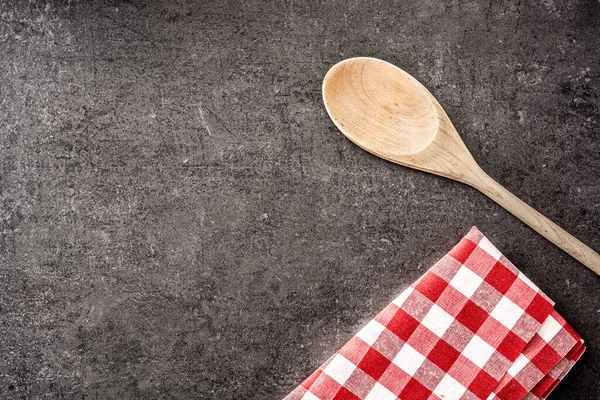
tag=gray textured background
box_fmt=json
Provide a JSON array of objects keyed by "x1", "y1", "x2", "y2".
[{"x1": 1, "y1": 0, "x2": 599, "y2": 399}]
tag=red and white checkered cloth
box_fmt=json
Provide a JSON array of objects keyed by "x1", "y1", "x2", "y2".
[{"x1": 286, "y1": 227, "x2": 584, "y2": 400}]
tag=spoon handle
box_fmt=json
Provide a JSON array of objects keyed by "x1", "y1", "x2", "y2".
[{"x1": 469, "y1": 170, "x2": 600, "y2": 275}]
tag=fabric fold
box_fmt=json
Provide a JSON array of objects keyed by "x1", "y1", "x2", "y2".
[{"x1": 285, "y1": 227, "x2": 584, "y2": 400}]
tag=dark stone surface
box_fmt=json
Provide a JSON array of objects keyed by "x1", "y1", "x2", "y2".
[{"x1": 0, "y1": 0, "x2": 598, "y2": 399}]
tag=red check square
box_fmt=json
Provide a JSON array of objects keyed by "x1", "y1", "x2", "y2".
[
  {"x1": 496, "y1": 380, "x2": 528, "y2": 399},
  {"x1": 333, "y1": 387, "x2": 360, "y2": 400},
  {"x1": 449, "y1": 237, "x2": 477, "y2": 264},
  {"x1": 357, "y1": 348, "x2": 390, "y2": 381},
  {"x1": 400, "y1": 378, "x2": 433, "y2": 400},
  {"x1": 428, "y1": 339, "x2": 461, "y2": 371},
  {"x1": 496, "y1": 331, "x2": 527, "y2": 362},
  {"x1": 530, "y1": 344, "x2": 562, "y2": 373},
  {"x1": 484, "y1": 261, "x2": 517, "y2": 295},
  {"x1": 385, "y1": 308, "x2": 420, "y2": 342},
  {"x1": 456, "y1": 299, "x2": 489, "y2": 333},
  {"x1": 414, "y1": 272, "x2": 448, "y2": 302},
  {"x1": 525, "y1": 293, "x2": 554, "y2": 324},
  {"x1": 469, "y1": 370, "x2": 498, "y2": 399}
]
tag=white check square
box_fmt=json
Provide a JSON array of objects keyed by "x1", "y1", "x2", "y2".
[
  {"x1": 392, "y1": 344, "x2": 426, "y2": 375},
  {"x1": 518, "y1": 272, "x2": 540, "y2": 291},
  {"x1": 491, "y1": 296, "x2": 524, "y2": 329},
  {"x1": 508, "y1": 353, "x2": 530, "y2": 376},
  {"x1": 421, "y1": 304, "x2": 454, "y2": 337},
  {"x1": 478, "y1": 237, "x2": 503, "y2": 260},
  {"x1": 301, "y1": 392, "x2": 320, "y2": 400},
  {"x1": 392, "y1": 287, "x2": 414, "y2": 307},
  {"x1": 450, "y1": 265, "x2": 484, "y2": 298},
  {"x1": 356, "y1": 320, "x2": 386, "y2": 346},
  {"x1": 322, "y1": 354, "x2": 356, "y2": 385},
  {"x1": 433, "y1": 374, "x2": 468, "y2": 399},
  {"x1": 462, "y1": 335, "x2": 496, "y2": 368},
  {"x1": 538, "y1": 315, "x2": 562, "y2": 343},
  {"x1": 364, "y1": 382, "x2": 397, "y2": 400}
]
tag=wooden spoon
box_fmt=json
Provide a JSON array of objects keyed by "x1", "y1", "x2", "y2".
[{"x1": 323, "y1": 57, "x2": 600, "y2": 275}]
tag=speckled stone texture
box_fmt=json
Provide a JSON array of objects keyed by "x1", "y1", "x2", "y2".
[{"x1": 0, "y1": 1, "x2": 598, "y2": 399}]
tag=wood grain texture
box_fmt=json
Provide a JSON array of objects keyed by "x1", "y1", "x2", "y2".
[{"x1": 323, "y1": 57, "x2": 600, "y2": 275}]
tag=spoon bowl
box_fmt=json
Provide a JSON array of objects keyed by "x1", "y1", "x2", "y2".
[
  {"x1": 323, "y1": 58, "x2": 480, "y2": 184},
  {"x1": 323, "y1": 58, "x2": 439, "y2": 156},
  {"x1": 323, "y1": 57, "x2": 600, "y2": 275}
]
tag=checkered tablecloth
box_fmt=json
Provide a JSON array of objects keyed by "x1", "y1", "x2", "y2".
[{"x1": 285, "y1": 227, "x2": 584, "y2": 400}]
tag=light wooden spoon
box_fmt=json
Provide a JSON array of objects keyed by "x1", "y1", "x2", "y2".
[{"x1": 323, "y1": 57, "x2": 600, "y2": 275}]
